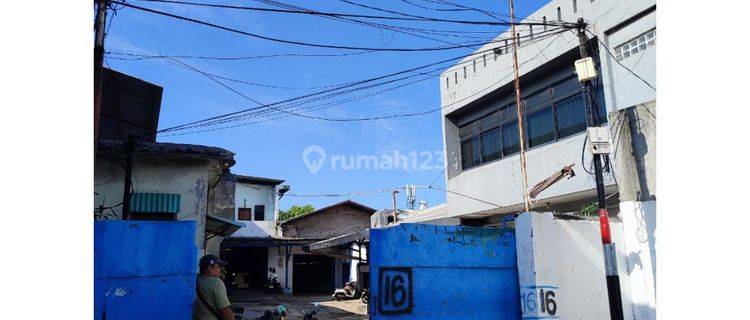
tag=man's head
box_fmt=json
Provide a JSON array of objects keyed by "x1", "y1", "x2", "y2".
[{"x1": 199, "y1": 254, "x2": 227, "y2": 277}]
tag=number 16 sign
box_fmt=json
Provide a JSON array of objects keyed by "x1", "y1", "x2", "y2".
[{"x1": 378, "y1": 267, "x2": 413, "y2": 315}]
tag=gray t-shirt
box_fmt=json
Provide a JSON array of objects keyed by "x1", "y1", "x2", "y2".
[{"x1": 194, "y1": 275, "x2": 231, "y2": 320}]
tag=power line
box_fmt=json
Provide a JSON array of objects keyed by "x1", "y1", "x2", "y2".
[
  {"x1": 425, "y1": 0, "x2": 503, "y2": 20},
  {"x1": 286, "y1": 187, "x2": 403, "y2": 197},
  {"x1": 249, "y1": 0, "x2": 466, "y2": 45},
  {"x1": 165, "y1": 56, "x2": 448, "y2": 125},
  {"x1": 115, "y1": 0, "x2": 525, "y2": 52},
  {"x1": 159, "y1": 28, "x2": 569, "y2": 135},
  {"x1": 338, "y1": 0, "x2": 507, "y2": 23},
  {"x1": 284, "y1": 184, "x2": 502, "y2": 209},
  {"x1": 135, "y1": 0, "x2": 558, "y2": 26},
  {"x1": 160, "y1": 72, "x2": 440, "y2": 136},
  {"x1": 421, "y1": 185, "x2": 501, "y2": 207},
  {"x1": 105, "y1": 50, "x2": 376, "y2": 61},
  {"x1": 399, "y1": 0, "x2": 475, "y2": 13},
  {"x1": 162, "y1": 29, "x2": 565, "y2": 136}
]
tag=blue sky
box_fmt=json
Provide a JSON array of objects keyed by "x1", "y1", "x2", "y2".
[{"x1": 104, "y1": 0, "x2": 547, "y2": 211}]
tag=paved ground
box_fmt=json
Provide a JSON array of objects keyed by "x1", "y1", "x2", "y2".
[{"x1": 231, "y1": 289, "x2": 367, "y2": 320}]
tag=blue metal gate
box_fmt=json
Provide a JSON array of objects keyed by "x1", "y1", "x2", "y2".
[
  {"x1": 369, "y1": 223, "x2": 520, "y2": 319},
  {"x1": 94, "y1": 221, "x2": 197, "y2": 319}
]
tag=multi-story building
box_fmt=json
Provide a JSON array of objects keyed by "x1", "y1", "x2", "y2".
[
  {"x1": 220, "y1": 175, "x2": 290, "y2": 291},
  {"x1": 438, "y1": 0, "x2": 656, "y2": 319}
]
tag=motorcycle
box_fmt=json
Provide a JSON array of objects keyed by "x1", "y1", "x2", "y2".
[
  {"x1": 361, "y1": 288, "x2": 369, "y2": 304},
  {"x1": 254, "y1": 304, "x2": 286, "y2": 320},
  {"x1": 302, "y1": 302, "x2": 320, "y2": 320},
  {"x1": 265, "y1": 267, "x2": 284, "y2": 294},
  {"x1": 332, "y1": 281, "x2": 362, "y2": 301}
]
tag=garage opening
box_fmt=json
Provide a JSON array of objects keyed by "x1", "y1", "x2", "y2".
[
  {"x1": 292, "y1": 254, "x2": 335, "y2": 294},
  {"x1": 223, "y1": 247, "x2": 268, "y2": 289}
]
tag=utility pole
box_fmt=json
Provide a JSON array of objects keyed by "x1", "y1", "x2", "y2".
[
  {"x1": 94, "y1": 0, "x2": 108, "y2": 146},
  {"x1": 574, "y1": 18, "x2": 624, "y2": 320},
  {"x1": 508, "y1": 0, "x2": 532, "y2": 212}
]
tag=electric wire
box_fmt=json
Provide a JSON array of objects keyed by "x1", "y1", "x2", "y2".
[
  {"x1": 136, "y1": 0, "x2": 557, "y2": 26},
  {"x1": 105, "y1": 50, "x2": 376, "y2": 61},
  {"x1": 115, "y1": 0, "x2": 531, "y2": 52},
  {"x1": 162, "y1": 29, "x2": 568, "y2": 136},
  {"x1": 159, "y1": 28, "x2": 569, "y2": 135},
  {"x1": 587, "y1": 29, "x2": 656, "y2": 91},
  {"x1": 157, "y1": 27, "x2": 567, "y2": 133},
  {"x1": 248, "y1": 0, "x2": 467, "y2": 45}
]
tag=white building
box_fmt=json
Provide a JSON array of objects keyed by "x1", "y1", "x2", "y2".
[
  {"x1": 220, "y1": 175, "x2": 291, "y2": 292},
  {"x1": 437, "y1": 0, "x2": 656, "y2": 319}
]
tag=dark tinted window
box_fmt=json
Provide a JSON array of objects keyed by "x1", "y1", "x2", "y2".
[
  {"x1": 459, "y1": 122, "x2": 478, "y2": 139},
  {"x1": 480, "y1": 127, "x2": 502, "y2": 163},
  {"x1": 525, "y1": 89, "x2": 552, "y2": 111},
  {"x1": 555, "y1": 93, "x2": 587, "y2": 138},
  {"x1": 527, "y1": 107, "x2": 555, "y2": 147},
  {"x1": 461, "y1": 137, "x2": 481, "y2": 169},
  {"x1": 553, "y1": 77, "x2": 582, "y2": 99},
  {"x1": 501, "y1": 121, "x2": 520, "y2": 156},
  {"x1": 479, "y1": 111, "x2": 500, "y2": 131},
  {"x1": 254, "y1": 205, "x2": 265, "y2": 221}
]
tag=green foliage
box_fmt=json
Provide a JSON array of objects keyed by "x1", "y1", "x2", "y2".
[
  {"x1": 278, "y1": 204, "x2": 315, "y2": 221},
  {"x1": 579, "y1": 201, "x2": 598, "y2": 217}
]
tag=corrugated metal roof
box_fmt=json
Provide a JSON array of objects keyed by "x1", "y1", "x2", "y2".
[{"x1": 130, "y1": 193, "x2": 181, "y2": 213}]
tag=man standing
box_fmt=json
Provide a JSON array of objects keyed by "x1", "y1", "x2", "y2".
[{"x1": 194, "y1": 255, "x2": 235, "y2": 320}]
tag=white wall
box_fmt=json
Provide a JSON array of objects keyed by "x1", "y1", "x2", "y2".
[
  {"x1": 268, "y1": 246, "x2": 292, "y2": 293},
  {"x1": 438, "y1": 0, "x2": 656, "y2": 217},
  {"x1": 620, "y1": 200, "x2": 656, "y2": 320},
  {"x1": 231, "y1": 183, "x2": 279, "y2": 238},
  {"x1": 94, "y1": 157, "x2": 214, "y2": 257},
  {"x1": 515, "y1": 212, "x2": 634, "y2": 319},
  {"x1": 446, "y1": 133, "x2": 617, "y2": 217}
]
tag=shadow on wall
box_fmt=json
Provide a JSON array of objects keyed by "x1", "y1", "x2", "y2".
[{"x1": 632, "y1": 303, "x2": 656, "y2": 320}]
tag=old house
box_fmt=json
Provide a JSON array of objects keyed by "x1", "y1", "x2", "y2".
[
  {"x1": 220, "y1": 174, "x2": 290, "y2": 291},
  {"x1": 94, "y1": 68, "x2": 243, "y2": 259},
  {"x1": 222, "y1": 200, "x2": 374, "y2": 294}
]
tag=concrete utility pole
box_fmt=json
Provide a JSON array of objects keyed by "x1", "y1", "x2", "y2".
[
  {"x1": 94, "y1": 0, "x2": 108, "y2": 146},
  {"x1": 391, "y1": 190, "x2": 400, "y2": 224},
  {"x1": 575, "y1": 19, "x2": 624, "y2": 320},
  {"x1": 508, "y1": 0, "x2": 532, "y2": 212}
]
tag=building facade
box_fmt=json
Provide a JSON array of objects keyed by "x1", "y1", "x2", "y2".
[
  {"x1": 221, "y1": 175, "x2": 289, "y2": 292},
  {"x1": 438, "y1": 0, "x2": 656, "y2": 318}
]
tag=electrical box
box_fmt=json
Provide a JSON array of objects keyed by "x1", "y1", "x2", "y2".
[
  {"x1": 587, "y1": 127, "x2": 611, "y2": 154},
  {"x1": 575, "y1": 57, "x2": 597, "y2": 82}
]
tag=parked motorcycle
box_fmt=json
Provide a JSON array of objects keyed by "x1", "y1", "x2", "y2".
[
  {"x1": 333, "y1": 281, "x2": 362, "y2": 301},
  {"x1": 254, "y1": 304, "x2": 286, "y2": 320},
  {"x1": 361, "y1": 288, "x2": 369, "y2": 304},
  {"x1": 302, "y1": 302, "x2": 320, "y2": 320},
  {"x1": 265, "y1": 267, "x2": 284, "y2": 294}
]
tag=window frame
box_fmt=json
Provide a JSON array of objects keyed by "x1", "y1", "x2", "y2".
[
  {"x1": 457, "y1": 74, "x2": 605, "y2": 172},
  {"x1": 253, "y1": 205, "x2": 265, "y2": 221},
  {"x1": 238, "y1": 207, "x2": 253, "y2": 221}
]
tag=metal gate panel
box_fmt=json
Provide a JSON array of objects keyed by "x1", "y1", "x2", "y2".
[{"x1": 369, "y1": 223, "x2": 520, "y2": 319}]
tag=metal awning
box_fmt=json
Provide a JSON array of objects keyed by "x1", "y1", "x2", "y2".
[
  {"x1": 308, "y1": 229, "x2": 369, "y2": 251},
  {"x1": 205, "y1": 214, "x2": 245, "y2": 238},
  {"x1": 221, "y1": 237, "x2": 322, "y2": 248}
]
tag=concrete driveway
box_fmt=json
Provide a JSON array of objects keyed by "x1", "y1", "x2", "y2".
[{"x1": 231, "y1": 290, "x2": 367, "y2": 320}]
